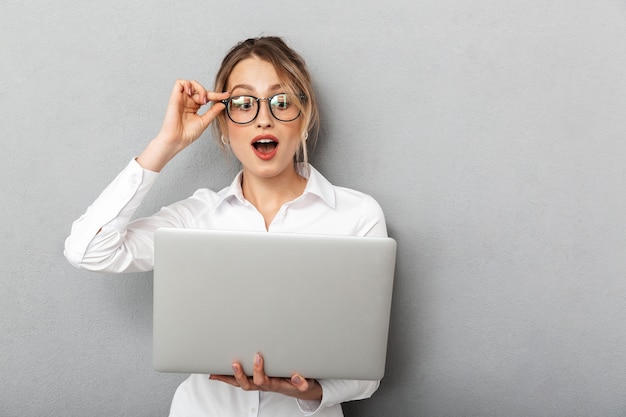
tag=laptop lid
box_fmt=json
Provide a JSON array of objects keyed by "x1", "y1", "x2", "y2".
[{"x1": 153, "y1": 228, "x2": 396, "y2": 380}]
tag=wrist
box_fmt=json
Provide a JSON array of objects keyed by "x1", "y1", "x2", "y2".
[
  {"x1": 295, "y1": 379, "x2": 323, "y2": 401},
  {"x1": 136, "y1": 135, "x2": 183, "y2": 172}
]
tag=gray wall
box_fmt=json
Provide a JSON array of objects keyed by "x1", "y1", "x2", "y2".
[{"x1": 2, "y1": 1, "x2": 625, "y2": 416}]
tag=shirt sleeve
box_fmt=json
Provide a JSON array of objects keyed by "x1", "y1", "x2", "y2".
[
  {"x1": 360, "y1": 195, "x2": 388, "y2": 238},
  {"x1": 63, "y1": 158, "x2": 162, "y2": 273},
  {"x1": 296, "y1": 379, "x2": 380, "y2": 415}
]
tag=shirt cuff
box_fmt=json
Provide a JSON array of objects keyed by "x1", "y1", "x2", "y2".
[{"x1": 296, "y1": 398, "x2": 322, "y2": 416}]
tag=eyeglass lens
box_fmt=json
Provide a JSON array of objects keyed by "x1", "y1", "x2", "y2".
[{"x1": 226, "y1": 94, "x2": 301, "y2": 124}]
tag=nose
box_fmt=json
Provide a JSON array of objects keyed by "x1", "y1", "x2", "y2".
[{"x1": 256, "y1": 98, "x2": 274, "y2": 128}]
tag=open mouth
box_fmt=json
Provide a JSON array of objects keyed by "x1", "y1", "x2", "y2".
[{"x1": 253, "y1": 138, "x2": 278, "y2": 154}]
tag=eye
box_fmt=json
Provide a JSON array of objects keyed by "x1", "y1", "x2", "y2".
[
  {"x1": 270, "y1": 94, "x2": 291, "y2": 110},
  {"x1": 230, "y1": 96, "x2": 256, "y2": 111}
]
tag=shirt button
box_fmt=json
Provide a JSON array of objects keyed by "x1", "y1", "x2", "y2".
[{"x1": 129, "y1": 176, "x2": 140, "y2": 185}]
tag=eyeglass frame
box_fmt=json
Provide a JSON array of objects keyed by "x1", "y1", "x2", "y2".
[{"x1": 220, "y1": 93, "x2": 307, "y2": 125}]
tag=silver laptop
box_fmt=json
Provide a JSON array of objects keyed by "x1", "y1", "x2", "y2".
[{"x1": 153, "y1": 228, "x2": 396, "y2": 380}]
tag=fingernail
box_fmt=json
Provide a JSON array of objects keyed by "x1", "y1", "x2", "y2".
[
  {"x1": 255, "y1": 354, "x2": 261, "y2": 365},
  {"x1": 292, "y1": 375, "x2": 302, "y2": 385},
  {"x1": 232, "y1": 364, "x2": 238, "y2": 374}
]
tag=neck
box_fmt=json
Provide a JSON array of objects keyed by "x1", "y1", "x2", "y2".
[{"x1": 241, "y1": 164, "x2": 307, "y2": 228}]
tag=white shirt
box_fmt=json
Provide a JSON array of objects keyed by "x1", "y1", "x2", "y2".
[{"x1": 64, "y1": 159, "x2": 388, "y2": 417}]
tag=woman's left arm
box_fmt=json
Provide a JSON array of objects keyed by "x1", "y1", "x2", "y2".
[{"x1": 209, "y1": 354, "x2": 379, "y2": 414}]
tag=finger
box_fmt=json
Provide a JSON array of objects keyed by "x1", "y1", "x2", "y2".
[
  {"x1": 208, "y1": 374, "x2": 239, "y2": 387},
  {"x1": 252, "y1": 353, "x2": 271, "y2": 388},
  {"x1": 171, "y1": 80, "x2": 201, "y2": 115},
  {"x1": 197, "y1": 93, "x2": 230, "y2": 130},
  {"x1": 189, "y1": 80, "x2": 209, "y2": 104},
  {"x1": 206, "y1": 90, "x2": 231, "y2": 103},
  {"x1": 232, "y1": 363, "x2": 254, "y2": 391},
  {"x1": 175, "y1": 80, "x2": 209, "y2": 107},
  {"x1": 188, "y1": 81, "x2": 229, "y2": 106},
  {"x1": 174, "y1": 80, "x2": 228, "y2": 104},
  {"x1": 176, "y1": 79, "x2": 192, "y2": 96},
  {"x1": 167, "y1": 80, "x2": 190, "y2": 110}
]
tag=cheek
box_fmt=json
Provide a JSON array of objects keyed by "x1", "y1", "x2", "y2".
[{"x1": 225, "y1": 123, "x2": 247, "y2": 141}]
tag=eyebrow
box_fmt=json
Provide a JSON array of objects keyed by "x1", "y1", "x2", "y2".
[{"x1": 229, "y1": 83, "x2": 283, "y2": 95}]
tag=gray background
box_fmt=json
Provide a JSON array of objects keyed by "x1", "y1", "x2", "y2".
[{"x1": 2, "y1": 1, "x2": 626, "y2": 416}]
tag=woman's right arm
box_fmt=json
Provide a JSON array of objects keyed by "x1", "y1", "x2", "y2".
[
  {"x1": 64, "y1": 81, "x2": 228, "y2": 273},
  {"x1": 63, "y1": 158, "x2": 162, "y2": 272}
]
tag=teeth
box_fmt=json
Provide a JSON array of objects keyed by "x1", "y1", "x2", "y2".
[{"x1": 256, "y1": 139, "x2": 275, "y2": 144}]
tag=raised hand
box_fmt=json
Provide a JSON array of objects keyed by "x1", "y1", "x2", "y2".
[{"x1": 137, "y1": 80, "x2": 230, "y2": 172}]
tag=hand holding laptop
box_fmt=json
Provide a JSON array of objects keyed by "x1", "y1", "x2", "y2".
[{"x1": 210, "y1": 353, "x2": 323, "y2": 401}]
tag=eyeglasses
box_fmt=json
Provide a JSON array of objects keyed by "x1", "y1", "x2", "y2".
[{"x1": 220, "y1": 93, "x2": 306, "y2": 124}]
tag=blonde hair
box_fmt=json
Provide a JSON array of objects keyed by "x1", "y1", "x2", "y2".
[{"x1": 213, "y1": 37, "x2": 320, "y2": 164}]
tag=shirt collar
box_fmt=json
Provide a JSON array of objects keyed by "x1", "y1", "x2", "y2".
[{"x1": 216, "y1": 163, "x2": 336, "y2": 209}]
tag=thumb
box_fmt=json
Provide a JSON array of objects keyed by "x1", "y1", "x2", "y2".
[
  {"x1": 198, "y1": 95, "x2": 229, "y2": 130},
  {"x1": 290, "y1": 374, "x2": 310, "y2": 392}
]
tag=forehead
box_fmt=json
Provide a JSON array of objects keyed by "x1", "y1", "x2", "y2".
[{"x1": 227, "y1": 57, "x2": 284, "y2": 93}]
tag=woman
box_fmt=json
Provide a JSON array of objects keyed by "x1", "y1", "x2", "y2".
[{"x1": 65, "y1": 37, "x2": 388, "y2": 417}]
